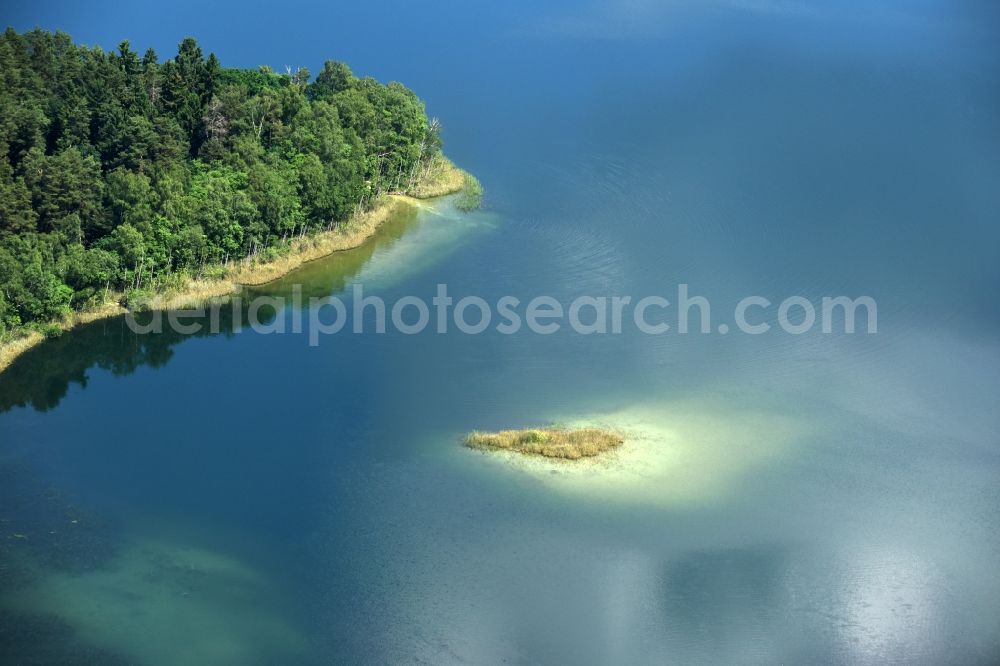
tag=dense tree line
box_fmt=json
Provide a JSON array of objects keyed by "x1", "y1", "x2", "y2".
[{"x1": 0, "y1": 29, "x2": 443, "y2": 335}]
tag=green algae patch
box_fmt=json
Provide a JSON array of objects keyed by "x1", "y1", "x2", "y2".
[
  {"x1": 464, "y1": 427, "x2": 624, "y2": 460},
  {"x1": 0, "y1": 538, "x2": 307, "y2": 666}
]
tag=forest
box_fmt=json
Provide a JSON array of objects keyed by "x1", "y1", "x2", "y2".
[{"x1": 0, "y1": 28, "x2": 456, "y2": 337}]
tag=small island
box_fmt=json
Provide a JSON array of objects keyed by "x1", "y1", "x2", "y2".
[{"x1": 465, "y1": 427, "x2": 624, "y2": 460}]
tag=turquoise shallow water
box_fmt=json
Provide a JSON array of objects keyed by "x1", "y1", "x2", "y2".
[{"x1": 2, "y1": 1, "x2": 1000, "y2": 663}]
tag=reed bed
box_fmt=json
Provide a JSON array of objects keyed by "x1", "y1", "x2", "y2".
[
  {"x1": 0, "y1": 332, "x2": 45, "y2": 374},
  {"x1": 0, "y1": 155, "x2": 473, "y2": 375},
  {"x1": 405, "y1": 155, "x2": 468, "y2": 199},
  {"x1": 0, "y1": 193, "x2": 430, "y2": 374},
  {"x1": 464, "y1": 427, "x2": 624, "y2": 460},
  {"x1": 0, "y1": 301, "x2": 130, "y2": 373}
]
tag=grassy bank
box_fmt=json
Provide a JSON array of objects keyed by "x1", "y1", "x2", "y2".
[
  {"x1": 405, "y1": 154, "x2": 468, "y2": 198},
  {"x1": 465, "y1": 427, "x2": 625, "y2": 460},
  {"x1": 405, "y1": 154, "x2": 483, "y2": 211},
  {"x1": 0, "y1": 159, "x2": 471, "y2": 376}
]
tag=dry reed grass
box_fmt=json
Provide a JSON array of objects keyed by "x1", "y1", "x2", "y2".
[
  {"x1": 1, "y1": 153, "x2": 474, "y2": 375},
  {"x1": 0, "y1": 301, "x2": 130, "y2": 374},
  {"x1": 0, "y1": 331, "x2": 45, "y2": 374},
  {"x1": 405, "y1": 155, "x2": 468, "y2": 199},
  {"x1": 464, "y1": 427, "x2": 624, "y2": 460},
  {"x1": 0, "y1": 194, "x2": 425, "y2": 375}
]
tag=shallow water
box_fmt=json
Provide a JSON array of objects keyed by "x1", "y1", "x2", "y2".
[{"x1": 2, "y1": 1, "x2": 1000, "y2": 663}]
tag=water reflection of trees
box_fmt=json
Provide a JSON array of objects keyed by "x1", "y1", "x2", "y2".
[{"x1": 0, "y1": 204, "x2": 418, "y2": 413}]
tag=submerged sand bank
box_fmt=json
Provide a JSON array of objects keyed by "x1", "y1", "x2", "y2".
[{"x1": 462, "y1": 401, "x2": 804, "y2": 507}]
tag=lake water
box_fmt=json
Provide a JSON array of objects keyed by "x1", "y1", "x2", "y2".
[{"x1": 2, "y1": 1, "x2": 999, "y2": 663}]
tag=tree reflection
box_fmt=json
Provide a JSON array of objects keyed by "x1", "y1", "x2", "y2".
[{"x1": 0, "y1": 203, "x2": 418, "y2": 413}]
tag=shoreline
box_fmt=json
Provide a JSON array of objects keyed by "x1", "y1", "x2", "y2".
[{"x1": 0, "y1": 158, "x2": 472, "y2": 376}]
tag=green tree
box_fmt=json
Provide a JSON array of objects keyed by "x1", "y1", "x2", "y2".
[
  {"x1": 0, "y1": 28, "x2": 452, "y2": 331},
  {"x1": 310, "y1": 61, "x2": 354, "y2": 101},
  {"x1": 21, "y1": 147, "x2": 104, "y2": 239},
  {"x1": 0, "y1": 158, "x2": 37, "y2": 233},
  {"x1": 62, "y1": 244, "x2": 119, "y2": 304}
]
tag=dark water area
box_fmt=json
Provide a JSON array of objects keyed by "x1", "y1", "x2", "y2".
[{"x1": 2, "y1": 1, "x2": 1000, "y2": 663}]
